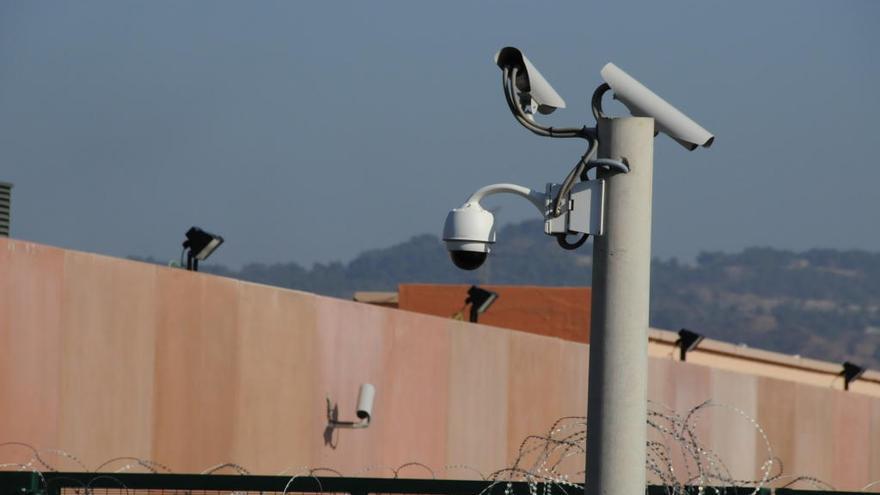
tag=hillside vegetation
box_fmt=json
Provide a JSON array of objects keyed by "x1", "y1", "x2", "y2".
[{"x1": 152, "y1": 219, "x2": 880, "y2": 369}]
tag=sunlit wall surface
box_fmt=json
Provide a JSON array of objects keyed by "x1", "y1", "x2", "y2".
[{"x1": 0, "y1": 238, "x2": 878, "y2": 489}]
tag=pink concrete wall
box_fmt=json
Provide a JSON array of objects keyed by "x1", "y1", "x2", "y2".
[{"x1": 0, "y1": 238, "x2": 878, "y2": 489}]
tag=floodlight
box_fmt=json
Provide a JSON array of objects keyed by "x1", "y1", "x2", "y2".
[
  {"x1": 676, "y1": 328, "x2": 704, "y2": 361},
  {"x1": 841, "y1": 362, "x2": 866, "y2": 391},
  {"x1": 182, "y1": 226, "x2": 224, "y2": 271},
  {"x1": 466, "y1": 285, "x2": 499, "y2": 323}
]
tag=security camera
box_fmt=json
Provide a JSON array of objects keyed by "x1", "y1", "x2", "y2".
[
  {"x1": 442, "y1": 202, "x2": 496, "y2": 271},
  {"x1": 326, "y1": 383, "x2": 375, "y2": 431},
  {"x1": 600, "y1": 63, "x2": 714, "y2": 150},
  {"x1": 356, "y1": 383, "x2": 375, "y2": 421},
  {"x1": 495, "y1": 47, "x2": 566, "y2": 115},
  {"x1": 442, "y1": 182, "x2": 602, "y2": 272}
]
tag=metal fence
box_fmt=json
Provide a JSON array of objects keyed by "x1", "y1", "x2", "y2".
[{"x1": 0, "y1": 473, "x2": 865, "y2": 495}]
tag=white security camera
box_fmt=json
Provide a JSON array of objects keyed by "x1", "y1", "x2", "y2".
[
  {"x1": 600, "y1": 63, "x2": 714, "y2": 150},
  {"x1": 326, "y1": 383, "x2": 375, "y2": 431},
  {"x1": 495, "y1": 47, "x2": 566, "y2": 115},
  {"x1": 442, "y1": 202, "x2": 496, "y2": 271},
  {"x1": 442, "y1": 182, "x2": 596, "y2": 271},
  {"x1": 355, "y1": 383, "x2": 375, "y2": 421}
]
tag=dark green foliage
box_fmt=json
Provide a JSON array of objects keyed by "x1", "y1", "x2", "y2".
[{"x1": 651, "y1": 247, "x2": 880, "y2": 369}]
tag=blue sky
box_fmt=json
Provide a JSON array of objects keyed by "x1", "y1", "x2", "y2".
[{"x1": 1, "y1": 1, "x2": 878, "y2": 267}]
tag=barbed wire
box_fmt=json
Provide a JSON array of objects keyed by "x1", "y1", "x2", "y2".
[
  {"x1": 475, "y1": 400, "x2": 837, "y2": 495},
  {"x1": 307, "y1": 467, "x2": 345, "y2": 477},
  {"x1": 94, "y1": 456, "x2": 173, "y2": 474},
  {"x1": 282, "y1": 473, "x2": 325, "y2": 495},
  {"x1": 39, "y1": 448, "x2": 89, "y2": 472},
  {"x1": 200, "y1": 462, "x2": 252, "y2": 475},
  {"x1": 395, "y1": 462, "x2": 437, "y2": 479},
  {"x1": 86, "y1": 474, "x2": 131, "y2": 494},
  {"x1": 2, "y1": 401, "x2": 867, "y2": 491},
  {"x1": 0, "y1": 462, "x2": 48, "y2": 489},
  {"x1": 442, "y1": 464, "x2": 488, "y2": 480},
  {"x1": 775, "y1": 475, "x2": 837, "y2": 490},
  {"x1": 350, "y1": 464, "x2": 399, "y2": 478},
  {"x1": 862, "y1": 480, "x2": 880, "y2": 491},
  {"x1": 0, "y1": 441, "x2": 57, "y2": 472}
]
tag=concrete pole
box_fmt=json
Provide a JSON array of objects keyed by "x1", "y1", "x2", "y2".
[{"x1": 586, "y1": 116, "x2": 654, "y2": 495}]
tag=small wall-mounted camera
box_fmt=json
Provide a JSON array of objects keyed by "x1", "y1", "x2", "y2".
[{"x1": 326, "y1": 383, "x2": 375, "y2": 430}]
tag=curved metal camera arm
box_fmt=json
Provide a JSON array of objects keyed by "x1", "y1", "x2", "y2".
[
  {"x1": 463, "y1": 183, "x2": 546, "y2": 215},
  {"x1": 502, "y1": 67, "x2": 594, "y2": 141},
  {"x1": 501, "y1": 71, "x2": 629, "y2": 219}
]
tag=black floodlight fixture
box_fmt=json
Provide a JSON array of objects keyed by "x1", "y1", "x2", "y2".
[
  {"x1": 676, "y1": 328, "x2": 705, "y2": 362},
  {"x1": 466, "y1": 285, "x2": 499, "y2": 323},
  {"x1": 841, "y1": 361, "x2": 866, "y2": 391},
  {"x1": 182, "y1": 226, "x2": 224, "y2": 271}
]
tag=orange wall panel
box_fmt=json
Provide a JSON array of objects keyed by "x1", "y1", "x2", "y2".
[
  {"x1": 58, "y1": 252, "x2": 158, "y2": 468},
  {"x1": 831, "y1": 393, "x2": 871, "y2": 490},
  {"x1": 0, "y1": 241, "x2": 64, "y2": 452},
  {"x1": 398, "y1": 284, "x2": 591, "y2": 343},
  {"x1": 792, "y1": 384, "x2": 835, "y2": 484},
  {"x1": 446, "y1": 323, "x2": 511, "y2": 476},
  {"x1": 755, "y1": 376, "x2": 797, "y2": 487},
  {"x1": 869, "y1": 400, "x2": 880, "y2": 486},
  {"x1": 708, "y1": 369, "x2": 759, "y2": 482},
  {"x1": 152, "y1": 271, "x2": 241, "y2": 472},
  {"x1": 231, "y1": 284, "x2": 318, "y2": 474}
]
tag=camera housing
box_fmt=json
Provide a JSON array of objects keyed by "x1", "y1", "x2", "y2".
[
  {"x1": 326, "y1": 383, "x2": 375, "y2": 433},
  {"x1": 356, "y1": 383, "x2": 375, "y2": 421},
  {"x1": 495, "y1": 47, "x2": 566, "y2": 115},
  {"x1": 441, "y1": 182, "x2": 605, "y2": 271},
  {"x1": 600, "y1": 63, "x2": 714, "y2": 150},
  {"x1": 442, "y1": 202, "x2": 496, "y2": 271}
]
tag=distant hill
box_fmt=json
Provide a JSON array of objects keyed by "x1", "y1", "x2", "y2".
[
  {"x1": 135, "y1": 219, "x2": 880, "y2": 370},
  {"x1": 196, "y1": 220, "x2": 598, "y2": 295}
]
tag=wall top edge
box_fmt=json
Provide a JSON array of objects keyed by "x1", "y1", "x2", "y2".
[{"x1": 649, "y1": 328, "x2": 880, "y2": 383}]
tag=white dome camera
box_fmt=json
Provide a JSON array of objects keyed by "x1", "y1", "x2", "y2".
[
  {"x1": 442, "y1": 202, "x2": 496, "y2": 271},
  {"x1": 600, "y1": 63, "x2": 714, "y2": 150},
  {"x1": 495, "y1": 47, "x2": 566, "y2": 115},
  {"x1": 443, "y1": 184, "x2": 549, "y2": 271}
]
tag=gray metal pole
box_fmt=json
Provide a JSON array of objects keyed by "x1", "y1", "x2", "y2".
[{"x1": 586, "y1": 116, "x2": 654, "y2": 495}]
